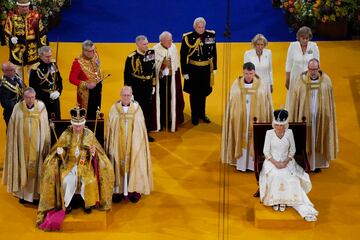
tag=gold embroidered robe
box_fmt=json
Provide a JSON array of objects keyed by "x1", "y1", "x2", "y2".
[
  {"x1": 105, "y1": 101, "x2": 153, "y2": 195},
  {"x1": 36, "y1": 127, "x2": 114, "y2": 224},
  {"x1": 2, "y1": 100, "x2": 50, "y2": 199},
  {"x1": 221, "y1": 76, "x2": 273, "y2": 165},
  {"x1": 288, "y1": 71, "x2": 338, "y2": 163}
]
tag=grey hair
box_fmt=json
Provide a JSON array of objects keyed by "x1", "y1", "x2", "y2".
[
  {"x1": 272, "y1": 122, "x2": 289, "y2": 130},
  {"x1": 82, "y1": 40, "x2": 94, "y2": 50},
  {"x1": 159, "y1": 31, "x2": 172, "y2": 42},
  {"x1": 308, "y1": 58, "x2": 320, "y2": 68},
  {"x1": 251, "y1": 34, "x2": 268, "y2": 48},
  {"x1": 193, "y1": 17, "x2": 206, "y2": 28},
  {"x1": 296, "y1": 26, "x2": 313, "y2": 40},
  {"x1": 38, "y1": 46, "x2": 52, "y2": 56},
  {"x1": 24, "y1": 87, "x2": 36, "y2": 95},
  {"x1": 135, "y1": 35, "x2": 147, "y2": 43}
]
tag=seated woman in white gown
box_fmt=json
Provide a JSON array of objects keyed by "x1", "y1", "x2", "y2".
[{"x1": 259, "y1": 109, "x2": 318, "y2": 221}]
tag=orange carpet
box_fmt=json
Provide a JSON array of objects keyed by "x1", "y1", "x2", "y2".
[{"x1": 0, "y1": 41, "x2": 359, "y2": 239}]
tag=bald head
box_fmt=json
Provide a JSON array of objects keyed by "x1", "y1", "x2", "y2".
[
  {"x1": 2, "y1": 61, "x2": 16, "y2": 78},
  {"x1": 308, "y1": 58, "x2": 321, "y2": 80}
]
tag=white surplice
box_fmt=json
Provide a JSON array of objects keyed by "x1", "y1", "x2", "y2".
[{"x1": 235, "y1": 83, "x2": 254, "y2": 171}]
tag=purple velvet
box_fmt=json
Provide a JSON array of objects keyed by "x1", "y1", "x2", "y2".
[{"x1": 38, "y1": 209, "x2": 65, "y2": 231}]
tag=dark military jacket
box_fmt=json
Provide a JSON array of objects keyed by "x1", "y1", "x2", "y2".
[
  {"x1": 29, "y1": 60, "x2": 63, "y2": 119},
  {"x1": 180, "y1": 30, "x2": 217, "y2": 75},
  {"x1": 0, "y1": 74, "x2": 24, "y2": 125},
  {"x1": 124, "y1": 49, "x2": 156, "y2": 87},
  {"x1": 29, "y1": 60, "x2": 63, "y2": 100}
]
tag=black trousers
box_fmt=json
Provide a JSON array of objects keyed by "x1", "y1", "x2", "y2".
[
  {"x1": 87, "y1": 83, "x2": 102, "y2": 120},
  {"x1": 132, "y1": 81, "x2": 152, "y2": 130},
  {"x1": 160, "y1": 76, "x2": 172, "y2": 128},
  {"x1": 190, "y1": 94, "x2": 206, "y2": 120}
]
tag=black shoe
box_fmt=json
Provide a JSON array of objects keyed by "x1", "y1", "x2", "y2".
[
  {"x1": 31, "y1": 199, "x2": 39, "y2": 206},
  {"x1": 191, "y1": 118, "x2": 199, "y2": 126},
  {"x1": 70, "y1": 194, "x2": 83, "y2": 209},
  {"x1": 19, "y1": 198, "x2": 27, "y2": 204},
  {"x1": 148, "y1": 136, "x2": 155, "y2": 142},
  {"x1": 129, "y1": 192, "x2": 141, "y2": 203},
  {"x1": 112, "y1": 193, "x2": 124, "y2": 203},
  {"x1": 65, "y1": 206, "x2": 72, "y2": 214},
  {"x1": 313, "y1": 168, "x2": 322, "y2": 173},
  {"x1": 201, "y1": 116, "x2": 211, "y2": 123},
  {"x1": 84, "y1": 207, "x2": 92, "y2": 214}
]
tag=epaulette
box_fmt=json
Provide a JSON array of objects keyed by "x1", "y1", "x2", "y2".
[
  {"x1": 147, "y1": 49, "x2": 155, "y2": 53},
  {"x1": 182, "y1": 31, "x2": 192, "y2": 37},
  {"x1": 127, "y1": 52, "x2": 136, "y2": 58},
  {"x1": 206, "y1": 30, "x2": 215, "y2": 34},
  {"x1": 51, "y1": 59, "x2": 56, "y2": 63},
  {"x1": 31, "y1": 62, "x2": 41, "y2": 70}
]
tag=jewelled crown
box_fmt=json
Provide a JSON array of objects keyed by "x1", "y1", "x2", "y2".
[
  {"x1": 273, "y1": 109, "x2": 288, "y2": 125},
  {"x1": 70, "y1": 107, "x2": 87, "y2": 126}
]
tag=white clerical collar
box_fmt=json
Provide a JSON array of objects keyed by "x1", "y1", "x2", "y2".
[
  {"x1": 311, "y1": 78, "x2": 319, "y2": 83},
  {"x1": 122, "y1": 105, "x2": 129, "y2": 113},
  {"x1": 244, "y1": 83, "x2": 253, "y2": 88}
]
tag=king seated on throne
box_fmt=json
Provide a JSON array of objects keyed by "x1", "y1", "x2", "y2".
[{"x1": 36, "y1": 107, "x2": 114, "y2": 231}]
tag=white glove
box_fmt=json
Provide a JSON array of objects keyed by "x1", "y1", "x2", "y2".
[
  {"x1": 213, "y1": 70, "x2": 217, "y2": 75},
  {"x1": 50, "y1": 91, "x2": 60, "y2": 100},
  {"x1": 11, "y1": 37, "x2": 18, "y2": 44},
  {"x1": 152, "y1": 87, "x2": 155, "y2": 95},
  {"x1": 162, "y1": 68, "x2": 169, "y2": 76},
  {"x1": 183, "y1": 74, "x2": 189, "y2": 80},
  {"x1": 56, "y1": 147, "x2": 64, "y2": 155}
]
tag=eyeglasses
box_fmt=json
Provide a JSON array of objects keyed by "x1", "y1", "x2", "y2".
[{"x1": 308, "y1": 68, "x2": 319, "y2": 71}]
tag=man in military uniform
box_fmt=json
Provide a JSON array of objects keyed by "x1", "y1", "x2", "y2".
[
  {"x1": 0, "y1": 61, "x2": 25, "y2": 126},
  {"x1": 69, "y1": 40, "x2": 103, "y2": 120},
  {"x1": 29, "y1": 46, "x2": 63, "y2": 120},
  {"x1": 4, "y1": 0, "x2": 48, "y2": 80},
  {"x1": 180, "y1": 17, "x2": 217, "y2": 125},
  {"x1": 124, "y1": 35, "x2": 156, "y2": 142}
]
